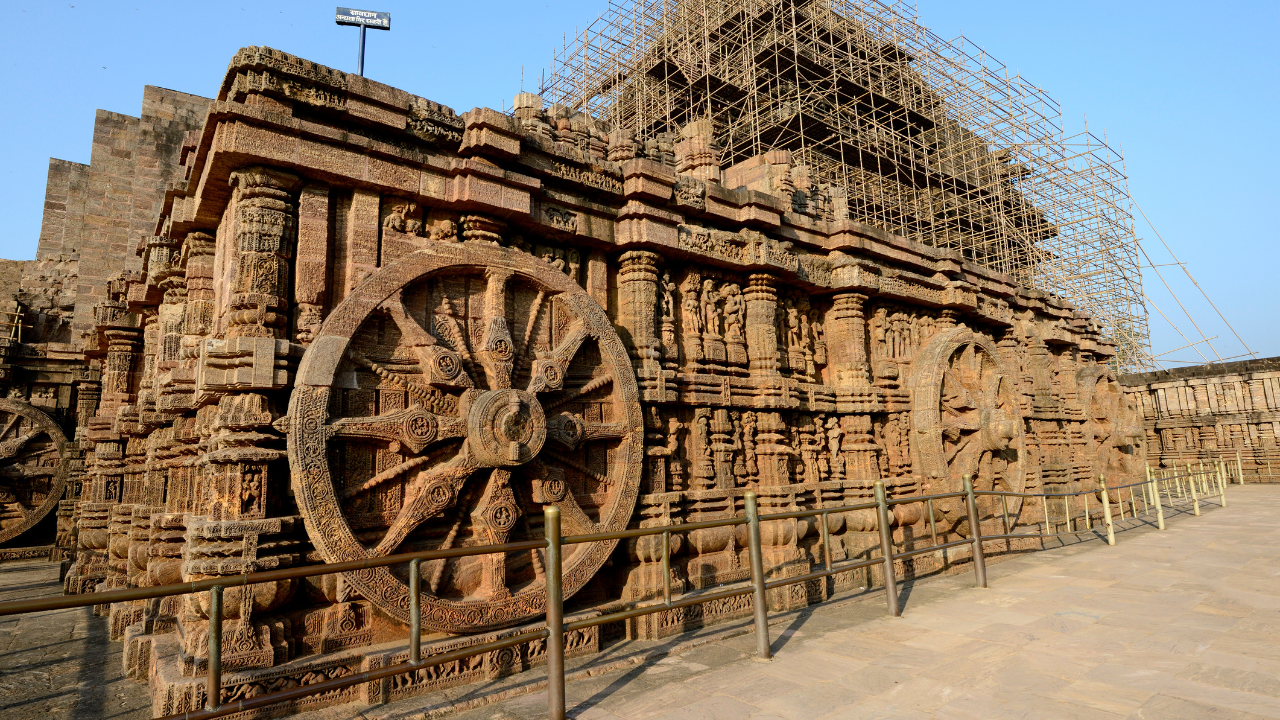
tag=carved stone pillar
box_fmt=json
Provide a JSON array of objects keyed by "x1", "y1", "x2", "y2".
[
  {"x1": 177, "y1": 166, "x2": 303, "y2": 682},
  {"x1": 617, "y1": 251, "x2": 662, "y2": 379},
  {"x1": 744, "y1": 274, "x2": 781, "y2": 376},
  {"x1": 99, "y1": 503, "x2": 135, "y2": 603},
  {"x1": 683, "y1": 407, "x2": 734, "y2": 588},
  {"x1": 64, "y1": 502, "x2": 110, "y2": 594},
  {"x1": 102, "y1": 326, "x2": 141, "y2": 408},
  {"x1": 748, "y1": 411, "x2": 804, "y2": 608},
  {"x1": 68, "y1": 308, "x2": 139, "y2": 593},
  {"x1": 294, "y1": 184, "x2": 329, "y2": 345},
  {"x1": 225, "y1": 167, "x2": 302, "y2": 339},
  {"x1": 829, "y1": 293, "x2": 870, "y2": 387},
  {"x1": 75, "y1": 372, "x2": 101, "y2": 443}
]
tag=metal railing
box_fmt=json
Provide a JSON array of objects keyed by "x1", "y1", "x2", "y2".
[
  {"x1": 1223, "y1": 450, "x2": 1280, "y2": 483},
  {"x1": 0, "y1": 466, "x2": 1233, "y2": 720}
]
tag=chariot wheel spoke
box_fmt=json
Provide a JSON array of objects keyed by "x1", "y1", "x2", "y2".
[
  {"x1": 477, "y1": 269, "x2": 516, "y2": 390},
  {"x1": 328, "y1": 408, "x2": 465, "y2": 452},
  {"x1": 373, "y1": 453, "x2": 475, "y2": 557},
  {"x1": 527, "y1": 322, "x2": 590, "y2": 394}
]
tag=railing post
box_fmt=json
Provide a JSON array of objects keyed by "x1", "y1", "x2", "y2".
[
  {"x1": 206, "y1": 585, "x2": 223, "y2": 712},
  {"x1": 661, "y1": 529, "x2": 672, "y2": 606},
  {"x1": 926, "y1": 498, "x2": 942, "y2": 564},
  {"x1": 409, "y1": 558, "x2": 422, "y2": 665},
  {"x1": 745, "y1": 491, "x2": 772, "y2": 659},
  {"x1": 1217, "y1": 459, "x2": 1228, "y2": 507},
  {"x1": 820, "y1": 510, "x2": 833, "y2": 572},
  {"x1": 1237, "y1": 450, "x2": 1245, "y2": 485},
  {"x1": 1100, "y1": 476, "x2": 1115, "y2": 546},
  {"x1": 1041, "y1": 493, "x2": 1051, "y2": 537},
  {"x1": 963, "y1": 475, "x2": 987, "y2": 589},
  {"x1": 873, "y1": 480, "x2": 900, "y2": 617},
  {"x1": 1148, "y1": 465, "x2": 1165, "y2": 531},
  {"x1": 1188, "y1": 464, "x2": 1200, "y2": 516},
  {"x1": 544, "y1": 505, "x2": 565, "y2": 720}
]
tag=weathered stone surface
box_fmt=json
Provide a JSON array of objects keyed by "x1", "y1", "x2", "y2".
[
  {"x1": 0, "y1": 45, "x2": 1146, "y2": 719},
  {"x1": 1123, "y1": 357, "x2": 1280, "y2": 479}
]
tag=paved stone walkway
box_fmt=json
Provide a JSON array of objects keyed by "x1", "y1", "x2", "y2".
[
  {"x1": 444, "y1": 486, "x2": 1280, "y2": 720},
  {"x1": 0, "y1": 561, "x2": 150, "y2": 720},
  {"x1": 2, "y1": 486, "x2": 1278, "y2": 720}
]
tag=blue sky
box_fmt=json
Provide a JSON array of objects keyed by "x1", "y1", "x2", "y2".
[{"x1": 0, "y1": 1, "x2": 1275, "y2": 366}]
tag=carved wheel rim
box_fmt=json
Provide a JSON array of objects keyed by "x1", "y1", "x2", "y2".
[
  {"x1": 288, "y1": 244, "x2": 643, "y2": 632},
  {"x1": 0, "y1": 399, "x2": 71, "y2": 544},
  {"x1": 1077, "y1": 367, "x2": 1143, "y2": 488},
  {"x1": 910, "y1": 328, "x2": 1025, "y2": 532}
]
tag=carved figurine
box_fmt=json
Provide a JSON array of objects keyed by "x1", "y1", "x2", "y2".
[{"x1": 700, "y1": 280, "x2": 721, "y2": 337}]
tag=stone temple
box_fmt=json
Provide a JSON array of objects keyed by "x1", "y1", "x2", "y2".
[{"x1": 0, "y1": 20, "x2": 1152, "y2": 719}]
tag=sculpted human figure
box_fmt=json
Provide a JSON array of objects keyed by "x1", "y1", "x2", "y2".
[
  {"x1": 741, "y1": 411, "x2": 758, "y2": 476},
  {"x1": 871, "y1": 307, "x2": 888, "y2": 359},
  {"x1": 814, "y1": 415, "x2": 830, "y2": 480},
  {"x1": 690, "y1": 411, "x2": 715, "y2": 482},
  {"x1": 811, "y1": 316, "x2": 826, "y2": 366},
  {"x1": 826, "y1": 417, "x2": 844, "y2": 479},
  {"x1": 722, "y1": 284, "x2": 743, "y2": 341},
  {"x1": 681, "y1": 275, "x2": 703, "y2": 336},
  {"x1": 700, "y1": 279, "x2": 721, "y2": 338},
  {"x1": 731, "y1": 413, "x2": 746, "y2": 479},
  {"x1": 786, "y1": 302, "x2": 801, "y2": 353},
  {"x1": 661, "y1": 272, "x2": 676, "y2": 322}
]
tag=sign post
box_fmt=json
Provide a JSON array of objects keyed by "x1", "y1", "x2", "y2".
[{"x1": 335, "y1": 7, "x2": 390, "y2": 77}]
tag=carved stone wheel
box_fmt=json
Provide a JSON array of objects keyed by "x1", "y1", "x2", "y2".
[
  {"x1": 288, "y1": 244, "x2": 643, "y2": 633},
  {"x1": 0, "y1": 399, "x2": 71, "y2": 544},
  {"x1": 1077, "y1": 367, "x2": 1144, "y2": 490},
  {"x1": 909, "y1": 328, "x2": 1026, "y2": 534}
]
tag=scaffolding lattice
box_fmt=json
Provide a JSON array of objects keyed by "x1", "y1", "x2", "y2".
[{"x1": 540, "y1": 0, "x2": 1153, "y2": 371}]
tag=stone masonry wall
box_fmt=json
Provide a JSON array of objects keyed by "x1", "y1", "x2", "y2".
[
  {"x1": 1122, "y1": 357, "x2": 1280, "y2": 479},
  {"x1": 18, "y1": 86, "x2": 209, "y2": 348}
]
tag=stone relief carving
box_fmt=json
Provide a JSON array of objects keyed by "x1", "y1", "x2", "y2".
[
  {"x1": 33, "y1": 47, "x2": 1137, "y2": 718},
  {"x1": 0, "y1": 399, "x2": 71, "y2": 544},
  {"x1": 288, "y1": 244, "x2": 643, "y2": 631}
]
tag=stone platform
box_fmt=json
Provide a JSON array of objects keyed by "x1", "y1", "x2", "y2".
[
  {"x1": 4, "y1": 486, "x2": 1279, "y2": 720},
  {"x1": 346, "y1": 485, "x2": 1280, "y2": 720}
]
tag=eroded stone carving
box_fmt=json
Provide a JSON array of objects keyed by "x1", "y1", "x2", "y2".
[{"x1": 19, "y1": 47, "x2": 1141, "y2": 719}]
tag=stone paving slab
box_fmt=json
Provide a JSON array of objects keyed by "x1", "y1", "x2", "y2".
[
  {"x1": 0, "y1": 560, "x2": 151, "y2": 720},
  {"x1": 426, "y1": 486, "x2": 1280, "y2": 720},
  {"x1": 3, "y1": 486, "x2": 1278, "y2": 720}
]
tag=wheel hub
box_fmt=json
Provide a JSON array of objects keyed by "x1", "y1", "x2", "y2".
[{"x1": 468, "y1": 388, "x2": 547, "y2": 467}]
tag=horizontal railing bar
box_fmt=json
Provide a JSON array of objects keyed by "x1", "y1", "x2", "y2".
[
  {"x1": 750, "y1": 502, "x2": 879, "y2": 522},
  {"x1": 562, "y1": 503, "x2": 882, "y2": 546},
  {"x1": 764, "y1": 557, "x2": 883, "y2": 591},
  {"x1": 561, "y1": 517, "x2": 745, "y2": 545},
  {"x1": 978, "y1": 532, "x2": 1046, "y2": 542},
  {"x1": 885, "y1": 492, "x2": 965, "y2": 506},
  {"x1": 0, "y1": 539, "x2": 547, "y2": 617},
  {"x1": 891, "y1": 538, "x2": 970, "y2": 560},
  {"x1": 159, "y1": 628, "x2": 548, "y2": 720},
  {"x1": 564, "y1": 585, "x2": 753, "y2": 632}
]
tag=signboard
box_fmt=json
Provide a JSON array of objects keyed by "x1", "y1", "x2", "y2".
[{"x1": 335, "y1": 8, "x2": 390, "y2": 30}]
